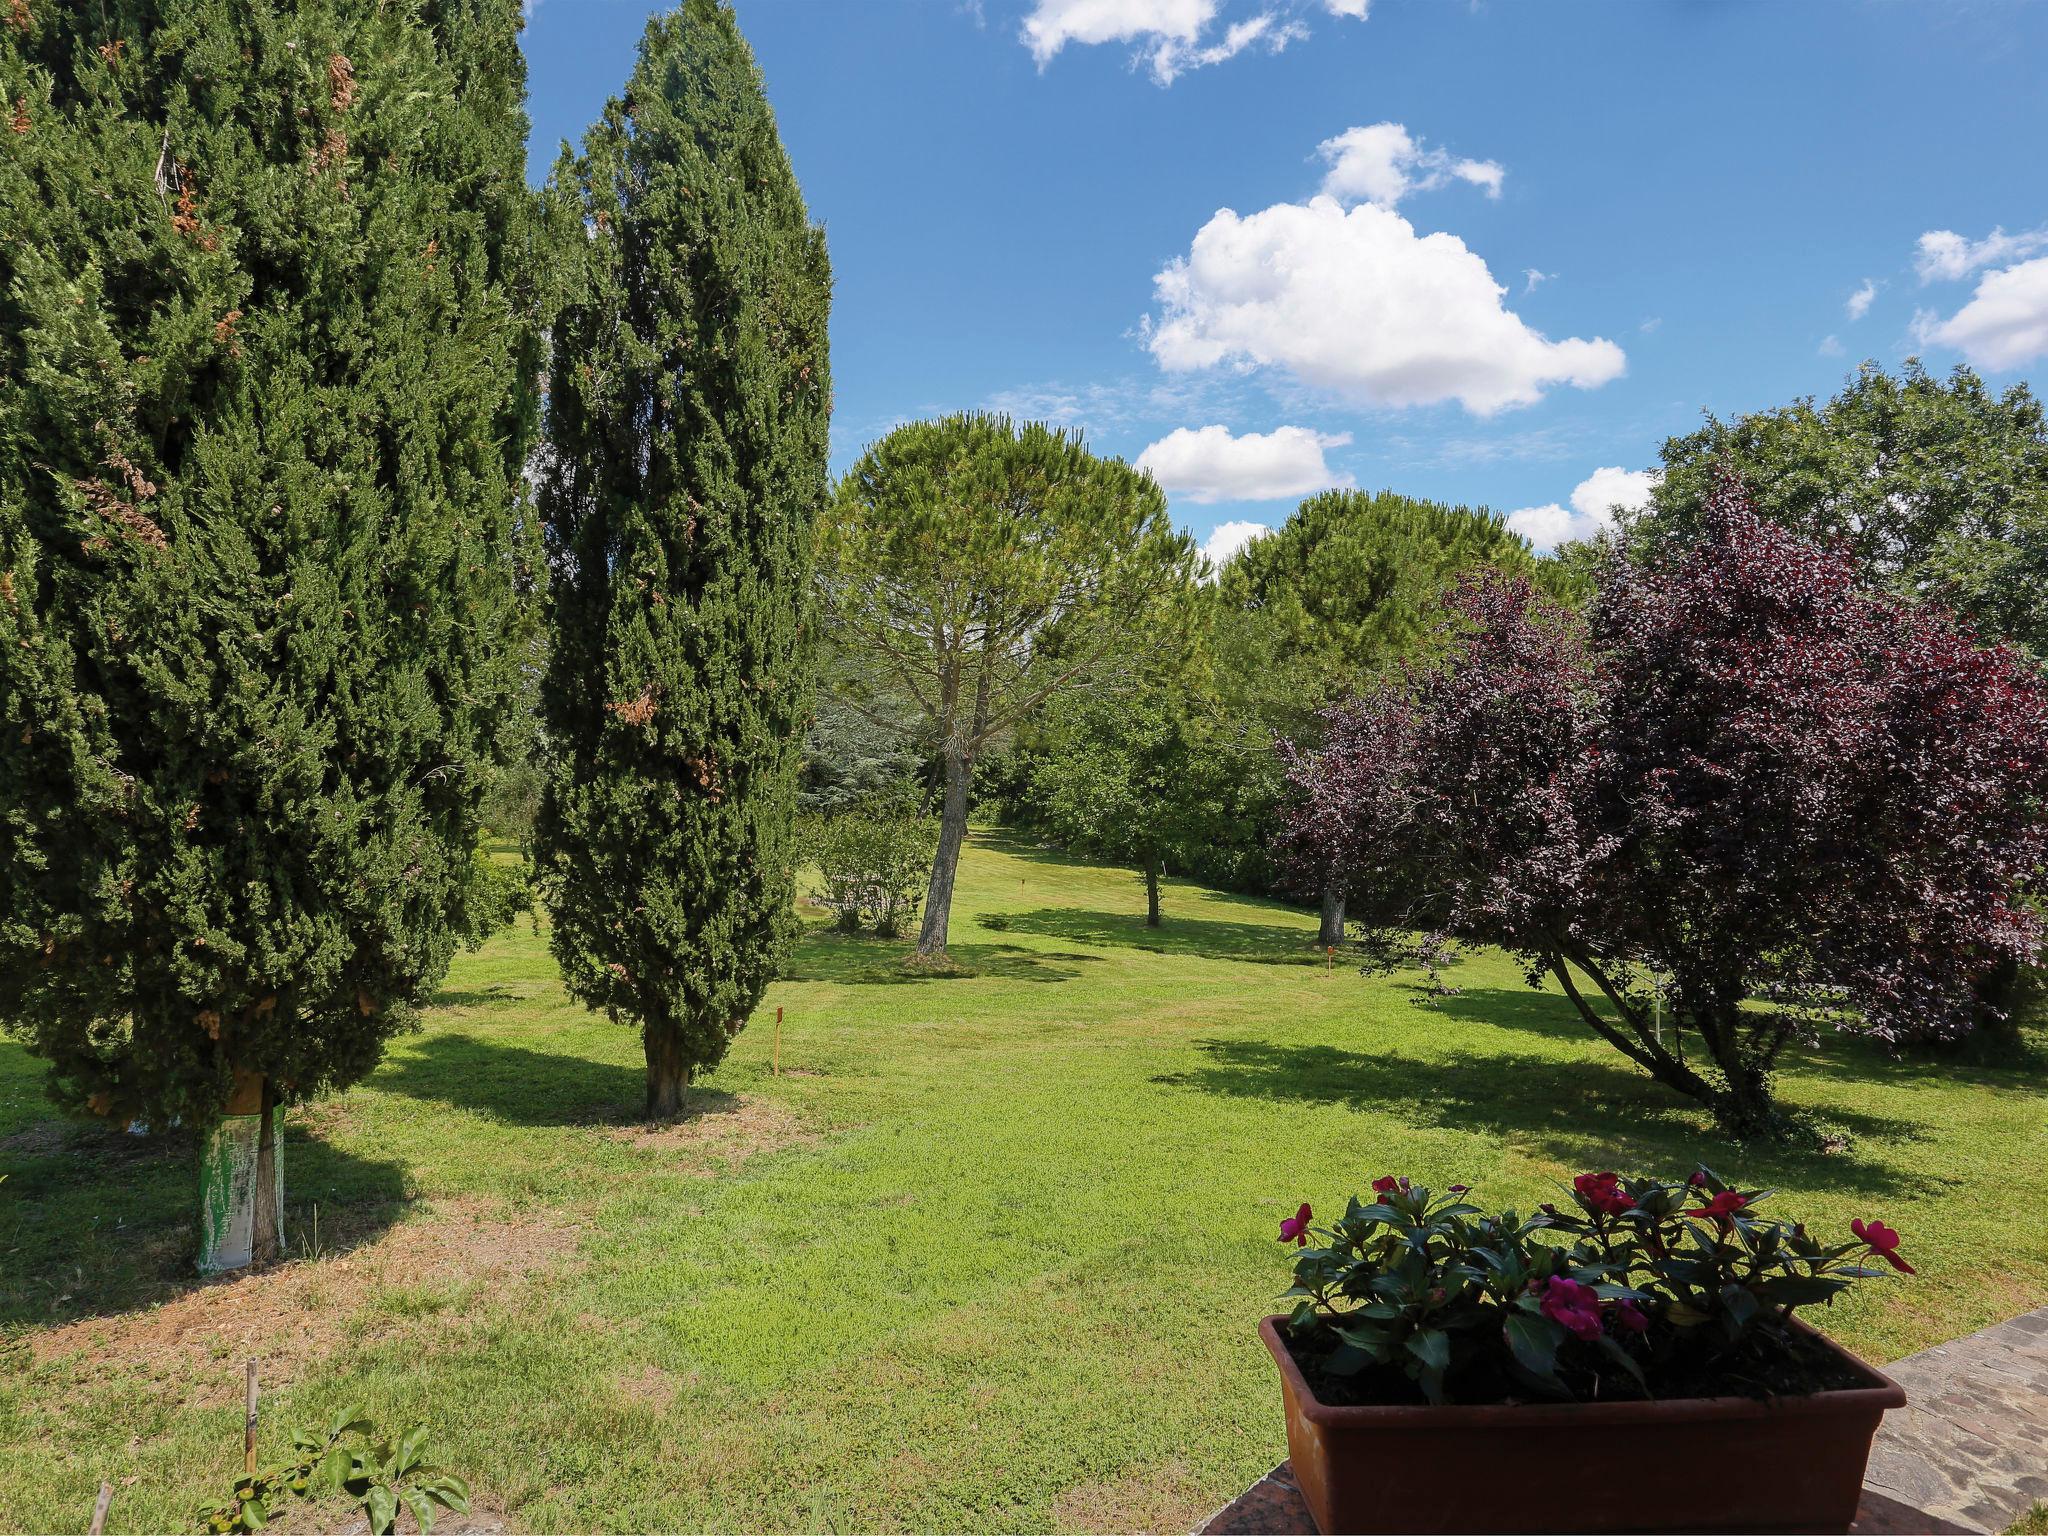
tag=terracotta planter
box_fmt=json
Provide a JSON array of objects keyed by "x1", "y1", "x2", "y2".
[{"x1": 1260, "y1": 1314, "x2": 1906, "y2": 1535}]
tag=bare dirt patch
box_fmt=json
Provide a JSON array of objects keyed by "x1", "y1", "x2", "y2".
[
  {"x1": 29, "y1": 1198, "x2": 580, "y2": 1391},
  {"x1": 598, "y1": 1092, "x2": 815, "y2": 1175}
]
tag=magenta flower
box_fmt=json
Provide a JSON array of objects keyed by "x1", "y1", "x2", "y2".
[
  {"x1": 1371, "y1": 1176, "x2": 1401, "y2": 1196},
  {"x1": 1574, "y1": 1171, "x2": 1638, "y2": 1217},
  {"x1": 1684, "y1": 1190, "x2": 1749, "y2": 1222},
  {"x1": 1448, "y1": 1184, "x2": 1470, "y2": 1194},
  {"x1": 1852, "y1": 1218, "x2": 1915, "y2": 1274},
  {"x1": 1535, "y1": 1276, "x2": 1603, "y2": 1342},
  {"x1": 1613, "y1": 1300, "x2": 1649, "y2": 1334},
  {"x1": 1278, "y1": 1202, "x2": 1312, "y2": 1247}
]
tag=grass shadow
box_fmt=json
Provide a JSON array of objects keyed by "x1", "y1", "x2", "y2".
[
  {"x1": 371, "y1": 1031, "x2": 646, "y2": 1126},
  {"x1": 1426, "y1": 986, "x2": 1966, "y2": 1142},
  {"x1": 0, "y1": 1106, "x2": 407, "y2": 1333},
  {"x1": 1000, "y1": 907, "x2": 1320, "y2": 966},
  {"x1": 1151, "y1": 1035, "x2": 1949, "y2": 1198},
  {"x1": 780, "y1": 928, "x2": 1100, "y2": 985}
]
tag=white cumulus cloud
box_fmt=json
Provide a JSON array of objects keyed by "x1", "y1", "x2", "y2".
[
  {"x1": 1147, "y1": 195, "x2": 1624, "y2": 415},
  {"x1": 1200, "y1": 518, "x2": 1273, "y2": 573},
  {"x1": 1507, "y1": 466, "x2": 1659, "y2": 551},
  {"x1": 1914, "y1": 226, "x2": 2048, "y2": 284},
  {"x1": 1317, "y1": 122, "x2": 1503, "y2": 207},
  {"x1": 1324, "y1": 0, "x2": 1368, "y2": 13},
  {"x1": 1020, "y1": 0, "x2": 1307, "y2": 83},
  {"x1": 1845, "y1": 279, "x2": 1878, "y2": 321},
  {"x1": 1136, "y1": 423, "x2": 1352, "y2": 504},
  {"x1": 1914, "y1": 256, "x2": 2048, "y2": 371}
]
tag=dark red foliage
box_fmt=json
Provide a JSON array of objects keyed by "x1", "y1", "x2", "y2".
[{"x1": 1283, "y1": 476, "x2": 2048, "y2": 1135}]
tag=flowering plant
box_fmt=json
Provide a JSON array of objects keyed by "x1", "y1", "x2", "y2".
[{"x1": 1277, "y1": 1169, "x2": 1910, "y2": 1405}]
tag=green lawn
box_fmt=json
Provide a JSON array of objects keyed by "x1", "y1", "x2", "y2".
[{"x1": 4, "y1": 831, "x2": 2046, "y2": 1533}]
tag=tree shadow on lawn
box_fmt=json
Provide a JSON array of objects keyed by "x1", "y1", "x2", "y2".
[
  {"x1": 371, "y1": 1030, "x2": 652, "y2": 1126},
  {"x1": 1000, "y1": 907, "x2": 1322, "y2": 966},
  {"x1": 1427, "y1": 985, "x2": 2024, "y2": 1118},
  {"x1": 0, "y1": 1099, "x2": 406, "y2": 1332},
  {"x1": 1152, "y1": 1036, "x2": 1949, "y2": 1199},
  {"x1": 780, "y1": 929, "x2": 1101, "y2": 985}
]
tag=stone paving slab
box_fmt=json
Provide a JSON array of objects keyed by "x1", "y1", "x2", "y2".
[{"x1": 1862, "y1": 1307, "x2": 2048, "y2": 1534}]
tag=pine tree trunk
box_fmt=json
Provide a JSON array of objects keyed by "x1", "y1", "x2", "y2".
[
  {"x1": 644, "y1": 1024, "x2": 690, "y2": 1121},
  {"x1": 250, "y1": 1076, "x2": 281, "y2": 1266},
  {"x1": 1318, "y1": 885, "x2": 1346, "y2": 947},
  {"x1": 1143, "y1": 855, "x2": 1163, "y2": 927},
  {"x1": 916, "y1": 749, "x2": 972, "y2": 960}
]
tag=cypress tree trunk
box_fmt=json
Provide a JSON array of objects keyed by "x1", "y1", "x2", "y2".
[
  {"x1": 1144, "y1": 854, "x2": 1163, "y2": 927},
  {"x1": 644, "y1": 1025, "x2": 689, "y2": 1121},
  {"x1": 250, "y1": 1077, "x2": 281, "y2": 1266},
  {"x1": 1319, "y1": 885, "x2": 1346, "y2": 946},
  {"x1": 917, "y1": 749, "x2": 972, "y2": 959}
]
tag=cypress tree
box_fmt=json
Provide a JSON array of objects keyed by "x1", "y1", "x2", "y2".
[
  {"x1": 0, "y1": 0, "x2": 542, "y2": 1266},
  {"x1": 535, "y1": 0, "x2": 831, "y2": 1120}
]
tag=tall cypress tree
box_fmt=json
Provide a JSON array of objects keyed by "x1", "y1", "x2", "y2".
[
  {"x1": 535, "y1": 0, "x2": 830, "y2": 1120},
  {"x1": 0, "y1": 0, "x2": 542, "y2": 1266}
]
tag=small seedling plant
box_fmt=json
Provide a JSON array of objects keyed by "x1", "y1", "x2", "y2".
[
  {"x1": 197, "y1": 1408, "x2": 470, "y2": 1534},
  {"x1": 1277, "y1": 1170, "x2": 1912, "y2": 1405}
]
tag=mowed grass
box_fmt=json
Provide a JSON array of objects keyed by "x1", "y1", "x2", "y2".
[{"x1": 4, "y1": 830, "x2": 2047, "y2": 1533}]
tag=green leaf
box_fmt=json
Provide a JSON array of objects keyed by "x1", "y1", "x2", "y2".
[
  {"x1": 424, "y1": 1474, "x2": 471, "y2": 1515},
  {"x1": 1503, "y1": 1313, "x2": 1565, "y2": 1386},
  {"x1": 1405, "y1": 1328, "x2": 1452, "y2": 1375},
  {"x1": 402, "y1": 1487, "x2": 437, "y2": 1536},
  {"x1": 395, "y1": 1426, "x2": 431, "y2": 1478},
  {"x1": 363, "y1": 1484, "x2": 399, "y2": 1536}
]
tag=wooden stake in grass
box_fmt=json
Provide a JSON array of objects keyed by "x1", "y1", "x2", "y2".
[
  {"x1": 88, "y1": 1481, "x2": 112, "y2": 1536},
  {"x1": 243, "y1": 1360, "x2": 258, "y2": 1477},
  {"x1": 1326, "y1": 945, "x2": 1334, "y2": 974},
  {"x1": 772, "y1": 1006, "x2": 783, "y2": 1076}
]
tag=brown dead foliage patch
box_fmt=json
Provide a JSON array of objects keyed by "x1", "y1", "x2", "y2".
[
  {"x1": 1050, "y1": 1457, "x2": 1214, "y2": 1535},
  {"x1": 29, "y1": 1198, "x2": 580, "y2": 1392},
  {"x1": 613, "y1": 1362, "x2": 685, "y2": 1413},
  {"x1": 599, "y1": 1092, "x2": 815, "y2": 1175}
]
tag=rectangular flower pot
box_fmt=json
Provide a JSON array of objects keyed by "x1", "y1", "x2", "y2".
[{"x1": 1261, "y1": 1314, "x2": 1906, "y2": 1535}]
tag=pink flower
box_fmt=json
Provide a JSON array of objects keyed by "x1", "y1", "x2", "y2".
[
  {"x1": 1687, "y1": 1171, "x2": 1709, "y2": 1188},
  {"x1": 1574, "y1": 1171, "x2": 1637, "y2": 1217},
  {"x1": 1684, "y1": 1190, "x2": 1749, "y2": 1222},
  {"x1": 1613, "y1": 1300, "x2": 1649, "y2": 1334},
  {"x1": 1447, "y1": 1184, "x2": 1469, "y2": 1194},
  {"x1": 1535, "y1": 1276, "x2": 1603, "y2": 1342},
  {"x1": 1371, "y1": 1176, "x2": 1404, "y2": 1196},
  {"x1": 1278, "y1": 1203, "x2": 1312, "y2": 1247},
  {"x1": 1852, "y1": 1218, "x2": 1915, "y2": 1274}
]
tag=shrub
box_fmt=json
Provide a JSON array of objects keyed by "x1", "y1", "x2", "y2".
[
  {"x1": 1282, "y1": 476, "x2": 2048, "y2": 1137},
  {"x1": 1276, "y1": 1170, "x2": 1911, "y2": 1407},
  {"x1": 808, "y1": 797, "x2": 939, "y2": 939}
]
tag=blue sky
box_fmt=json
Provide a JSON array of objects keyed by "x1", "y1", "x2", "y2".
[{"x1": 521, "y1": 0, "x2": 2048, "y2": 563}]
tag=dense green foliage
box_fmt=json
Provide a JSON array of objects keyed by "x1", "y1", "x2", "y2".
[
  {"x1": 803, "y1": 792, "x2": 937, "y2": 938},
  {"x1": 1217, "y1": 489, "x2": 1543, "y2": 701},
  {"x1": 819, "y1": 412, "x2": 1198, "y2": 959},
  {"x1": 1637, "y1": 360, "x2": 2048, "y2": 657},
  {"x1": 0, "y1": 0, "x2": 541, "y2": 1169},
  {"x1": 534, "y1": 0, "x2": 830, "y2": 1117}
]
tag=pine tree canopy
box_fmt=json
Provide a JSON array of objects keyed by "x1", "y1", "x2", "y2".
[
  {"x1": 534, "y1": 0, "x2": 831, "y2": 1116},
  {"x1": 1218, "y1": 489, "x2": 1540, "y2": 693},
  {"x1": 0, "y1": 0, "x2": 543, "y2": 1126}
]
